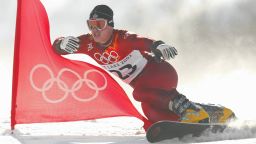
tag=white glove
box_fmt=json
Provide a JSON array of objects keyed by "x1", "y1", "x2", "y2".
[
  {"x1": 156, "y1": 44, "x2": 178, "y2": 60},
  {"x1": 60, "y1": 36, "x2": 80, "y2": 53}
]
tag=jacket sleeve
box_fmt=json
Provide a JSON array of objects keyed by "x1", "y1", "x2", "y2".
[{"x1": 124, "y1": 32, "x2": 155, "y2": 53}]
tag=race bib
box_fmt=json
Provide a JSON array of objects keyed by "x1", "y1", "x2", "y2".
[{"x1": 101, "y1": 50, "x2": 147, "y2": 84}]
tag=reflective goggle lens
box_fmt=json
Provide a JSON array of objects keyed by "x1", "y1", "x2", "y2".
[{"x1": 87, "y1": 19, "x2": 107, "y2": 31}]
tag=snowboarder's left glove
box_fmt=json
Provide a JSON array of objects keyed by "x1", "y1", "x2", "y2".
[{"x1": 150, "y1": 40, "x2": 178, "y2": 62}]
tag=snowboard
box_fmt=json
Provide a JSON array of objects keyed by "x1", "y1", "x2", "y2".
[{"x1": 146, "y1": 120, "x2": 227, "y2": 143}]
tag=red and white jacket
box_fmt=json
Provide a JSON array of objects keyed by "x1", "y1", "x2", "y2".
[{"x1": 53, "y1": 29, "x2": 155, "y2": 84}]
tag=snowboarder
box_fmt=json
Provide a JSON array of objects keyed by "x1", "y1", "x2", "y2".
[{"x1": 52, "y1": 4, "x2": 235, "y2": 130}]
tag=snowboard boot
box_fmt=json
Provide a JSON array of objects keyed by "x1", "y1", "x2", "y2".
[
  {"x1": 169, "y1": 94, "x2": 210, "y2": 123},
  {"x1": 196, "y1": 103, "x2": 236, "y2": 123}
]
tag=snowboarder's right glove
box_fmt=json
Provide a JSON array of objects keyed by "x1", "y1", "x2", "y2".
[
  {"x1": 150, "y1": 40, "x2": 178, "y2": 62},
  {"x1": 60, "y1": 36, "x2": 80, "y2": 54}
]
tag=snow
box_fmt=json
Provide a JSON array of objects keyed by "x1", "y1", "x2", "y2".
[
  {"x1": 0, "y1": 117, "x2": 146, "y2": 144},
  {"x1": 1, "y1": 118, "x2": 256, "y2": 143}
]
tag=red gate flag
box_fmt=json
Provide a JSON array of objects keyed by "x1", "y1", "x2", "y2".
[{"x1": 12, "y1": 0, "x2": 148, "y2": 130}]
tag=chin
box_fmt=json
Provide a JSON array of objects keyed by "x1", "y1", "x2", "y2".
[
  {"x1": 92, "y1": 37, "x2": 101, "y2": 43},
  {"x1": 94, "y1": 38, "x2": 105, "y2": 44}
]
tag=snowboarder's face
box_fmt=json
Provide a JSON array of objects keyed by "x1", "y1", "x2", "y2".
[{"x1": 87, "y1": 18, "x2": 113, "y2": 44}]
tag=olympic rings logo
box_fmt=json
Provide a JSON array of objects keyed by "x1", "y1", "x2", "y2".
[
  {"x1": 94, "y1": 51, "x2": 119, "y2": 64},
  {"x1": 29, "y1": 64, "x2": 107, "y2": 104}
]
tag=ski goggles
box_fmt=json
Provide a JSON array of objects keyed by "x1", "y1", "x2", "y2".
[{"x1": 87, "y1": 19, "x2": 107, "y2": 31}]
